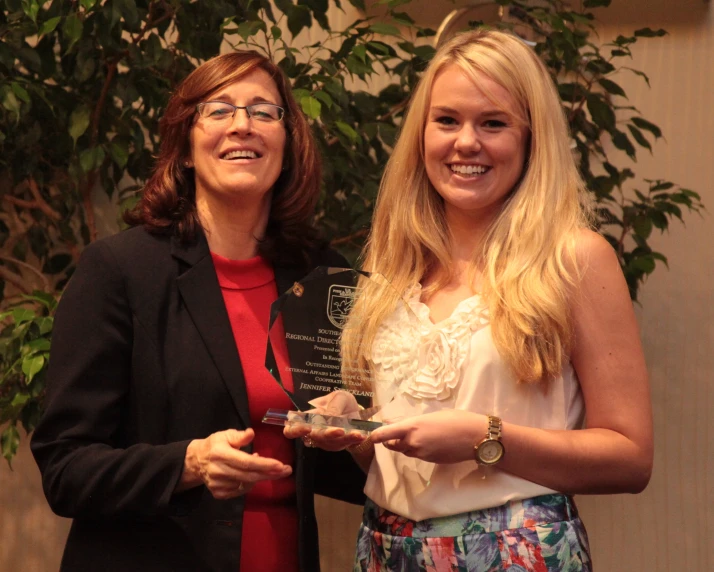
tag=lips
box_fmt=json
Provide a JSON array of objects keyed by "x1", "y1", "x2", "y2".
[
  {"x1": 220, "y1": 149, "x2": 261, "y2": 160},
  {"x1": 449, "y1": 163, "x2": 490, "y2": 175}
]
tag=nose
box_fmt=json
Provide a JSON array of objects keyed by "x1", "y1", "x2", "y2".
[
  {"x1": 227, "y1": 108, "x2": 252, "y2": 135},
  {"x1": 454, "y1": 124, "x2": 481, "y2": 153}
]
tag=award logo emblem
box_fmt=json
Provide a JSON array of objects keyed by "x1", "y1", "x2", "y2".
[{"x1": 326, "y1": 284, "x2": 357, "y2": 329}]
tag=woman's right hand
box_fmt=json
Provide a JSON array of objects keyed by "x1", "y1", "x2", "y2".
[
  {"x1": 283, "y1": 390, "x2": 367, "y2": 451},
  {"x1": 177, "y1": 428, "x2": 291, "y2": 499}
]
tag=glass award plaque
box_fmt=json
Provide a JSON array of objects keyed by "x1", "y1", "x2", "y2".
[{"x1": 262, "y1": 267, "x2": 404, "y2": 434}]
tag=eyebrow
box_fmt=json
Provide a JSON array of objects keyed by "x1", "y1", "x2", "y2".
[
  {"x1": 429, "y1": 106, "x2": 509, "y2": 118},
  {"x1": 208, "y1": 94, "x2": 280, "y2": 105}
]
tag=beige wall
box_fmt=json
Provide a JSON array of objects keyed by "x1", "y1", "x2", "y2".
[{"x1": 2, "y1": 1, "x2": 712, "y2": 570}]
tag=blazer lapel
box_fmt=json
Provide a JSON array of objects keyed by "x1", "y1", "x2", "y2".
[{"x1": 172, "y1": 234, "x2": 252, "y2": 429}]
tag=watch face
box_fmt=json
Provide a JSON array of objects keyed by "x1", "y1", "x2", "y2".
[{"x1": 478, "y1": 440, "x2": 504, "y2": 465}]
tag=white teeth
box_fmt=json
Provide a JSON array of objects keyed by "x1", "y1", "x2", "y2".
[
  {"x1": 450, "y1": 164, "x2": 487, "y2": 175},
  {"x1": 223, "y1": 150, "x2": 258, "y2": 160}
]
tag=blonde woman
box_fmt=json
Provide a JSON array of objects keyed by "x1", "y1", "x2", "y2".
[{"x1": 288, "y1": 29, "x2": 653, "y2": 570}]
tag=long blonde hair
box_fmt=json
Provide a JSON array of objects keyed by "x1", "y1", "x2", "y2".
[{"x1": 343, "y1": 29, "x2": 592, "y2": 385}]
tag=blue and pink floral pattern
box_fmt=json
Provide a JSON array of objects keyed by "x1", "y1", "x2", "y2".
[{"x1": 354, "y1": 494, "x2": 591, "y2": 572}]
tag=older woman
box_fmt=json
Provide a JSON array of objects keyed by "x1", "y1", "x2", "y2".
[
  {"x1": 31, "y1": 51, "x2": 364, "y2": 572},
  {"x1": 291, "y1": 30, "x2": 653, "y2": 571}
]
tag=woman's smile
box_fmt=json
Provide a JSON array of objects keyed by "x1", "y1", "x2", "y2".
[{"x1": 424, "y1": 64, "x2": 529, "y2": 224}]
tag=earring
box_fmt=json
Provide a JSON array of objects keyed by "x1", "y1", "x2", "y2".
[{"x1": 183, "y1": 160, "x2": 192, "y2": 168}]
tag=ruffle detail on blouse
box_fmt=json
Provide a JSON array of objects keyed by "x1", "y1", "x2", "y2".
[{"x1": 371, "y1": 284, "x2": 489, "y2": 402}]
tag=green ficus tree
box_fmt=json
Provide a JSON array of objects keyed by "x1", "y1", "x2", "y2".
[{"x1": 0, "y1": 0, "x2": 703, "y2": 463}]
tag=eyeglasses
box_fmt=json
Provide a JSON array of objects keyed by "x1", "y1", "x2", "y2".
[{"x1": 195, "y1": 101, "x2": 285, "y2": 123}]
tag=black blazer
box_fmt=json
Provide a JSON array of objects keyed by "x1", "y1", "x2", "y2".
[{"x1": 31, "y1": 226, "x2": 365, "y2": 572}]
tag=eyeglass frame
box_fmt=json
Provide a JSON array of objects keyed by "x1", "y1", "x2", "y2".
[{"x1": 195, "y1": 101, "x2": 286, "y2": 123}]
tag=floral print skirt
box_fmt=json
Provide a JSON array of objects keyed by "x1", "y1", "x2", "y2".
[{"x1": 353, "y1": 494, "x2": 591, "y2": 572}]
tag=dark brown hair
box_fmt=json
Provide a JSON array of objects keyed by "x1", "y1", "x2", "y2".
[{"x1": 124, "y1": 51, "x2": 323, "y2": 264}]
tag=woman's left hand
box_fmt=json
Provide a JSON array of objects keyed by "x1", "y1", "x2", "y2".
[
  {"x1": 369, "y1": 410, "x2": 486, "y2": 464},
  {"x1": 283, "y1": 390, "x2": 367, "y2": 451}
]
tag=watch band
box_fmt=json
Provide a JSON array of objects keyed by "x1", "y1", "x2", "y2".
[{"x1": 485, "y1": 415, "x2": 502, "y2": 441}]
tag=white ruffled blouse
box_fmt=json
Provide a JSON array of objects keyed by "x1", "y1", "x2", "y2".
[{"x1": 364, "y1": 285, "x2": 586, "y2": 521}]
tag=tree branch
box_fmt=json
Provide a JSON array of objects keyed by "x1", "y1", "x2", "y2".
[
  {"x1": 0, "y1": 265, "x2": 32, "y2": 295},
  {"x1": 0, "y1": 256, "x2": 50, "y2": 293},
  {"x1": 2, "y1": 179, "x2": 62, "y2": 222}
]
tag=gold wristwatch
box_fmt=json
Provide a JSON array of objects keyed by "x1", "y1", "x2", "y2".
[{"x1": 474, "y1": 415, "x2": 505, "y2": 466}]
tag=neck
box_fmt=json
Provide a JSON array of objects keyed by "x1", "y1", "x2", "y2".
[
  {"x1": 427, "y1": 206, "x2": 499, "y2": 289},
  {"x1": 444, "y1": 206, "x2": 496, "y2": 260},
  {"x1": 196, "y1": 191, "x2": 271, "y2": 260}
]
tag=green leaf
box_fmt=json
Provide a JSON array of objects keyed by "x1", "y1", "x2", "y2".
[
  {"x1": 1, "y1": 425, "x2": 20, "y2": 466},
  {"x1": 630, "y1": 256, "x2": 656, "y2": 274},
  {"x1": 80, "y1": 146, "x2": 105, "y2": 173},
  {"x1": 650, "y1": 181, "x2": 674, "y2": 191},
  {"x1": 680, "y1": 189, "x2": 701, "y2": 199},
  {"x1": 11, "y1": 82, "x2": 31, "y2": 104},
  {"x1": 369, "y1": 23, "x2": 400, "y2": 36},
  {"x1": 22, "y1": 354, "x2": 45, "y2": 383},
  {"x1": 413, "y1": 45, "x2": 436, "y2": 59},
  {"x1": 335, "y1": 120, "x2": 359, "y2": 144},
  {"x1": 353, "y1": 44, "x2": 367, "y2": 63},
  {"x1": 313, "y1": 90, "x2": 333, "y2": 109},
  {"x1": 237, "y1": 20, "x2": 266, "y2": 40},
  {"x1": 651, "y1": 252, "x2": 669, "y2": 269},
  {"x1": 21, "y1": 0, "x2": 40, "y2": 23},
  {"x1": 1, "y1": 88, "x2": 21, "y2": 117},
  {"x1": 115, "y1": 0, "x2": 139, "y2": 28},
  {"x1": 12, "y1": 308, "x2": 35, "y2": 325},
  {"x1": 598, "y1": 78, "x2": 626, "y2": 98},
  {"x1": 36, "y1": 317, "x2": 53, "y2": 335},
  {"x1": 69, "y1": 105, "x2": 91, "y2": 144},
  {"x1": 631, "y1": 117, "x2": 662, "y2": 139},
  {"x1": 26, "y1": 338, "x2": 51, "y2": 352},
  {"x1": 634, "y1": 27, "x2": 667, "y2": 38},
  {"x1": 39, "y1": 15, "x2": 61, "y2": 36},
  {"x1": 627, "y1": 125, "x2": 651, "y2": 152},
  {"x1": 612, "y1": 129, "x2": 635, "y2": 158},
  {"x1": 287, "y1": 5, "x2": 311, "y2": 38},
  {"x1": 300, "y1": 96, "x2": 322, "y2": 119},
  {"x1": 366, "y1": 41, "x2": 391, "y2": 55},
  {"x1": 108, "y1": 140, "x2": 129, "y2": 169},
  {"x1": 62, "y1": 13, "x2": 83, "y2": 52},
  {"x1": 346, "y1": 54, "x2": 371, "y2": 76},
  {"x1": 271, "y1": 25, "x2": 282, "y2": 41},
  {"x1": 80, "y1": 0, "x2": 98, "y2": 9},
  {"x1": 392, "y1": 11, "x2": 414, "y2": 26},
  {"x1": 632, "y1": 215, "x2": 652, "y2": 239},
  {"x1": 583, "y1": 0, "x2": 611, "y2": 7},
  {"x1": 586, "y1": 94, "x2": 615, "y2": 131},
  {"x1": 22, "y1": 290, "x2": 57, "y2": 310}
]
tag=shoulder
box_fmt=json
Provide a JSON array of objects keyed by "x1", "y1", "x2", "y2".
[
  {"x1": 95, "y1": 226, "x2": 171, "y2": 257},
  {"x1": 80, "y1": 227, "x2": 172, "y2": 269},
  {"x1": 72, "y1": 227, "x2": 177, "y2": 295},
  {"x1": 571, "y1": 229, "x2": 623, "y2": 284},
  {"x1": 569, "y1": 228, "x2": 631, "y2": 312}
]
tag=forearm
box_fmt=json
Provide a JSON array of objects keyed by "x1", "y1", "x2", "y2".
[
  {"x1": 372, "y1": 409, "x2": 652, "y2": 495},
  {"x1": 498, "y1": 423, "x2": 652, "y2": 495},
  {"x1": 32, "y1": 438, "x2": 191, "y2": 518}
]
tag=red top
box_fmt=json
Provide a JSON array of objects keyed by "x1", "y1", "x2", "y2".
[{"x1": 212, "y1": 252, "x2": 298, "y2": 572}]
